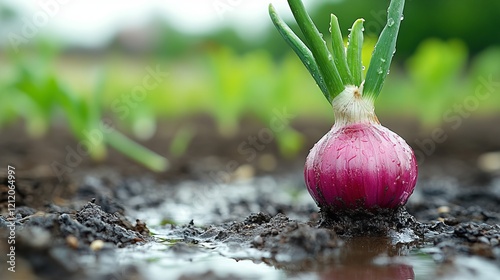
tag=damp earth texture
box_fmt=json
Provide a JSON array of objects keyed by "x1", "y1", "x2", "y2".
[{"x1": 1, "y1": 120, "x2": 500, "y2": 280}]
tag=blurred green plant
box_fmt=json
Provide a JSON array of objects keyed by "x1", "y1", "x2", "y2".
[
  {"x1": 406, "y1": 39, "x2": 468, "y2": 128},
  {"x1": 0, "y1": 37, "x2": 499, "y2": 172},
  {"x1": 207, "y1": 48, "x2": 305, "y2": 155},
  {"x1": 2, "y1": 42, "x2": 169, "y2": 172}
]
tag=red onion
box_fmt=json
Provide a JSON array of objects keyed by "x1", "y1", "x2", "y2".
[
  {"x1": 304, "y1": 86, "x2": 418, "y2": 211},
  {"x1": 269, "y1": 0, "x2": 415, "y2": 214}
]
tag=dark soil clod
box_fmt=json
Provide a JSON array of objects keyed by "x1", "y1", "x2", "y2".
[{"x1": 318, "y1": 206, "x2": 418, "y2": 236}]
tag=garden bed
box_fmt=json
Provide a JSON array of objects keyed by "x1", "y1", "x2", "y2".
[{"x1": 1, "y1": 117, "x2": 500, "y2": 279}]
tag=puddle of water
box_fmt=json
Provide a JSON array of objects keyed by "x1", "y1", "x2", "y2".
[
  {"x1": 115, "y1": 244, "x2": 287, "y2": 280},
  {"x1": 142, "y1": 175, "x2": 310, "y2": 223},
  {"x1": 100, "y1": 233, "x2": 440, "y2": 280}
]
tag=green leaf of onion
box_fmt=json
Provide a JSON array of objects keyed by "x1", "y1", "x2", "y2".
[
  {"x1": 287, "y1": 0, "x2": 345, "y2": 101},
  {"x1": 346, "y1": 19, "x2": 365, "y2": 87},
  {"x1": 269, "y1": 4, "x2": 329, "y2": 100},
  {"x1": 330, "y1": 14, "x2": 353, "y2": 86},
  {"x1": 364, "y1": 0, "x2": 405, "y2": 98}
]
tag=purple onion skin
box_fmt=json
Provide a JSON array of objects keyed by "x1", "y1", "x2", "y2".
[{"x1": 304, "y1": 122, "x2": 418, "y2": 210}]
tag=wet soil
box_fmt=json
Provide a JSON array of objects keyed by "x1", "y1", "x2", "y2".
[{"x1": 1, "y1": 117, "x2": 500, "y2": 279}]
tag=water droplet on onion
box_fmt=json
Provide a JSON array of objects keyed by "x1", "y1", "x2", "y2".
[{"x1": 388, "y1": 18, "x2": 395, "y2": 27}]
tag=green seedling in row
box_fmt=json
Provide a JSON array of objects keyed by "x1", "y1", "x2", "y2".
[{"x1": 4, "y1": 52, "x2": 169, "y2": 172}]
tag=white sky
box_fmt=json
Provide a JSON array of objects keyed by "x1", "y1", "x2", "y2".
[{"x1": 4, "y1": 0, "x2": 321, "y2": 48}]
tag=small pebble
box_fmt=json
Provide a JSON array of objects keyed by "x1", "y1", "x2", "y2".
[
  {"x1": 66, "y1": 235, "x2": 79, "y2": 249},
  {"x1": 490, "y1": 238, "x2": 499, "y2": 246},
  {"x1": 233, "y1": 164, "x2": 255, "y2": 181},
  {"x1": 252, "y1": 235, "x2": 264, "y2": 246},
  {"x1": 443, "y1": 218, "x2": 459, "y2": 226},
  {"x1": 477, "y1": 151, "x2": 500, "y2": 173},
  {"x1": 478, "y1": 236, "x2": 490, "y2": 244},
  {"x1": 437, "y1": 206, "x2": 450, "y2": 214},
  {"x1": 90, "y1": 240, "x2": 105, "y2": 251}
]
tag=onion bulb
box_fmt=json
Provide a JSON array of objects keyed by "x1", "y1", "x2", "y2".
[
  {"x1": 269, "y1": 0, "x2": 416, "y2": 215},
  {"x1": 304, "y1": 86, "x2": 418, "y2": 212}
]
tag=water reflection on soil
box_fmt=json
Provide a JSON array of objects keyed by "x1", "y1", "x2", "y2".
[
  {"x1": 325, "y1": 237, "x2": 415, "y2": 280},
  {"x1": 260, "y1": 236, "x2": 433, "y2": 279},
  {"x1": 116, "y1": 232, "x2": 438, "y2": 279}
]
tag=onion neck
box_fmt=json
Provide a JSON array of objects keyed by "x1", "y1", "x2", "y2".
[{"x1": 332, "y1": 85, "x2": 379, "y2": 128}]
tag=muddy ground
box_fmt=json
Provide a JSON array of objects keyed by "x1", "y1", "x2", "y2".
[{"x1": 1, "y1": 116, "x2": 500, "y2": 279}]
